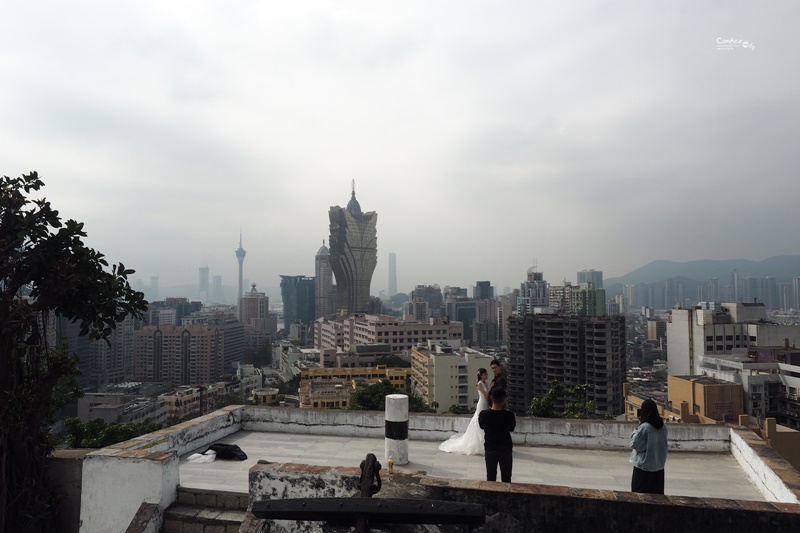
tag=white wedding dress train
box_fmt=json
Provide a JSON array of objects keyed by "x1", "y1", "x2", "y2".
[{"x1": 438, "y1": 381, "x2": 489, "y2": 455}]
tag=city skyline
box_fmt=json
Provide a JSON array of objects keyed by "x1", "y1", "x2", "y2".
[{"x1": 2, "y1": 2, "x2": 798, "y2": 293}]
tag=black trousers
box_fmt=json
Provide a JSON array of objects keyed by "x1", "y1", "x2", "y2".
[
  {"x1": 631, "y1": 466, "x2": 664, "y2": 494},
  {"x1": 485, "y1": 446, "x2": 513, "y2": 482}
]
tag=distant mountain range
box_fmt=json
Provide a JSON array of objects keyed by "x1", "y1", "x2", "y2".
[{"x1": 605, "y1": 255, "x2": 800, "y2": 296}]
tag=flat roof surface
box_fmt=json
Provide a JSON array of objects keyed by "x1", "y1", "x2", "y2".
[{"x1": 179, "y1": 430, "x2": 765, "y2": 501}]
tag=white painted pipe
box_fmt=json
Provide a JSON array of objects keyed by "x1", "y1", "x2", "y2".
[{"x1": 385, "y1": 394, "x2": 409, "y2": 465}]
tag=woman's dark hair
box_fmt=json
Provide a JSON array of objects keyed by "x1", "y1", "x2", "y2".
[
  {"x1": 476, "y1": 368, "x2": 487, "y2": 382},
  {"x1": 640, "y1": 399, "x2": 664, "y2": 429}
]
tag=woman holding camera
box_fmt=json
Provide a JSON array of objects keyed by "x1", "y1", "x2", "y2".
[{"x1": 630, "y1": 399, "x2": 668, "y2": 494}]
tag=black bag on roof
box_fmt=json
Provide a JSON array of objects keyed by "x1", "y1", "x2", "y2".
[{"x1": 204, "y1": 443, "x2": 248, "y2": 461}]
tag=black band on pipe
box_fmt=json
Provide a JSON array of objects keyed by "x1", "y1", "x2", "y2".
[{"x1": 385, "y1": 420, "x2": 409, "y2": 440}]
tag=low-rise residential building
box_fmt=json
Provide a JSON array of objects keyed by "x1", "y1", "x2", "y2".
[
  {"x1": 298, "y1": 365, "x2": 408, "y2": 408},
  {"x1": 410, "y1": 342, "x2": 494, "y2": 412},
  {"x1": 314, "y1": 314, "x2": 463, "y2": 354}
]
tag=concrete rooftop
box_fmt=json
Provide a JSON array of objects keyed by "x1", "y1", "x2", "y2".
[{"x1": 179, "y1": 430, "x2": 765, "y2": 501}]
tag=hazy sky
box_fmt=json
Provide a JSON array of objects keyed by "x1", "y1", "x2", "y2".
[{"x1": 2, "y1": 1, "x2": 797, "y2": 297}]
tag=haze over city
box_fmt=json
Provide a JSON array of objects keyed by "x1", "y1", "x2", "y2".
[{"x1": 2, "y1": 2, "x2": 797, "y2": 295}]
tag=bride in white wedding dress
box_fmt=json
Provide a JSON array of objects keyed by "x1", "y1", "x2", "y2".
[{"x1": 438, "y1": 368, "x2": 490, "y2": 455}]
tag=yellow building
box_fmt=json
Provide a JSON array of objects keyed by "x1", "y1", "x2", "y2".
[
  {"x1": 624, "y1": 375, "x2": 745, "y2": 424},
  {"x1": 299, "y1": 365, "x2": 408, "y2": 408},
  {"x1": 410, "y1": 343, "x2": 494, "y2": 412}
]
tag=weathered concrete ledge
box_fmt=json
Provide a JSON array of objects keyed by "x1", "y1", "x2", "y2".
[{"x1": 248, "y1": 462, "x2": 800, "y2": 533}]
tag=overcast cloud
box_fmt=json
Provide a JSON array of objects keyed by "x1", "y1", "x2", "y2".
[{"x1": 2, "y1": 1, "x2": 797, "y2": 297}]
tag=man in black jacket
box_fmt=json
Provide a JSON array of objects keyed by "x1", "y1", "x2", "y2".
[
  {"x1": 488, "y1": 359, "x2": 507, "y2": 407},
  {"x1": 479, "y1": 387, "x2": 516, "y2": 482}
]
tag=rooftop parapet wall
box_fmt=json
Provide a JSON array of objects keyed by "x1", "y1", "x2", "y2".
[
  {"x1": 247, "y1": 462, "x2": 800, "y2": 533},
  {"x1": 731, "y1": 427, "x2": 800, "y2": 503},
  {"x1": 108, "y1": 406, "x2": 243, "y2": 456},
  {"x1": 241, "y1": 406, "x2": 730, "y2": 452},
  {"x1": 78, "y1": 406, "x2": 243, "y2": 533}
]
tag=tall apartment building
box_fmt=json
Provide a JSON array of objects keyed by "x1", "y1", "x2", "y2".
[
  {"x1": 240, "y1": 283, "x2": 270, "y2": 331},
  {"x1": 548, "y1": 282, "x2": 573, "y2": 314},
  {"x1": 240, "y1": 284, "x2": 275, "y2": 355},
  {"x1": 517, "y1": 267, "x2": 548, "y2": 315},
  {"x1": 212, "y1": 275, "x2": 223, "y2": 304},
  {"x1": 666, "y1": 302, "x2": 800, "y2": 376},
  {"x1": 496, "y1": 295, "x2": 514, "y2": 344},
  {"x1": 577, "y1": 269, "x2": 603, "y2": 289},
  {"x1": 569, "y1": 283, "x2": 606, "y2": 317},
  {"x1": 410, "y1": 342, "x2": 494, "y2": 412},
  {"x1": 199, "y1": 267, "x2": 209, "y2": 303},
  {"x1": 388, "y1": 252, "x2": 397, "y2": 297},
  {"x1": 507, "y1": 314, "x2": 626, "y2": 417},
  {"x1": 280, "y1": 275, "x2": 316, "y2": 331},
  {"x1": 405, "y1": 299, "x2": 430, "y2": 323},
  {"x1": 328, "y1": 185, "x2": 377, "y2": 315},
  {"x1": 133, "y1": 324, "x2": 225, "y2": 387},
  {"x1": 445, "y1": 298, "x2": 477, "y2": 341},
  {"x1": 93, "y1": 314, "x2": 136, "y2": 386},
  {"x1": 411, "y1": 285, "x2": 443, "y2": 317},
  {"x1": 314, "y1": 314, "x2": 464, "y2": 354},
  {"x1": 474, "y1": 281, "x2": 494, "y2": 301},
  {"x1": 315, "y1": 242, "x2": 334, "y2": 318}
]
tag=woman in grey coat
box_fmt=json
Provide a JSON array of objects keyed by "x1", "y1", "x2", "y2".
[{"x1": 630, "y1": 399, "x2": 668, "y2": 494}]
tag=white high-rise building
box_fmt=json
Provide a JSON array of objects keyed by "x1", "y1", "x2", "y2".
[
  {"x1": 517, "y1": 266, "x2": 548, "y2": 315},
  {"x1": 666, "y1": 301, "x2": 800, "y2": 376}
]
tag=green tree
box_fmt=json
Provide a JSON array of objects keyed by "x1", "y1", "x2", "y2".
[
  {"x1": 527, "y1": 380, "x2": 597, "y2": 419},
  {"x1": 63, "y1": 418, "x2": 163, "y2": 449},
  {"x1": 350, "y1": 380, "x2": 434, "y2": 413},
  {"x1": 0, "y1": 172, "x2": 147, "y2": 533},
  {"x1": 448, "y1": 404, "x2": 470, "y2": 415},
  {"x1": 373, "y1": 354, "x2": 411, "y2": 368},
  {"x1": 351, "y1": 380, "x2": 398, "y2": 410},
  {"x1": 277, "y1": 374, "x2": 301, "y2": 395}
]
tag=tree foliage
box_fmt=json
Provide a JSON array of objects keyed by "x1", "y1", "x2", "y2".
[
  {"x1": 350, "y1": 380, "x2": 434, "y2": 413},
  {"x1": 527, "y1": 380, "x2": 597, "y2": 419},
  {"x1": 63, "y1": 418, "x2": 163, "y2": 449},
  {"x1": 277, "y1": 374, "x2": 301, "y2": 395},
  {"x1": 448, "y1": 404, "x2": 470, "y2": 415},
  {"x1": 0, "y1": 172, "x2": 148, "y2": 533},
  {"x1": 373, "y1": 354, "x2": 411, "y2": 368}
]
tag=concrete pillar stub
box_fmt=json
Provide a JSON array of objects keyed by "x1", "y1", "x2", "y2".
[{"x1": 385, "y1": 394, "x2": 409, "y2": 465}]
